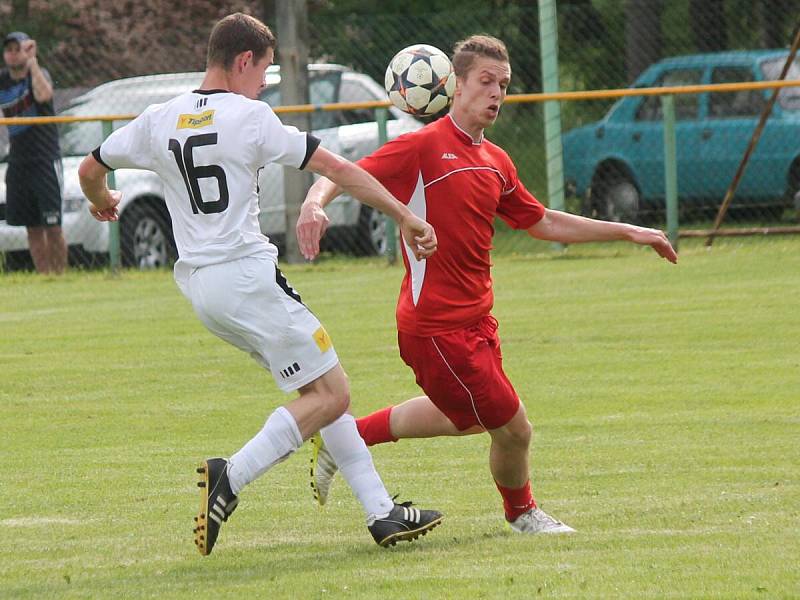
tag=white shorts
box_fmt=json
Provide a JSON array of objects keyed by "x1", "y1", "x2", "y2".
[{"x1": 179, "y1": 255, "x2": 339, "y2": 392}]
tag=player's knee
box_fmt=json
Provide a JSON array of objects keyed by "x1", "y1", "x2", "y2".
[
  {"x1": 307, "y1": 365, "x2": 351, "y2": 424},
  {"x1": 509, "y1": 418, "x2": 531, "y2": 447},
  {"x1": 518, "y1": 419, "x2": 532, "y2": 446},
  {"x1": 496, "y1": 416, "x2": 531, "y2": 449},
  {"x1": 332, "y1": 387, "x2": 351, "y2": 416},
  {"x1": 320, "y1": 387, "x2": 350, "y2": 423}
]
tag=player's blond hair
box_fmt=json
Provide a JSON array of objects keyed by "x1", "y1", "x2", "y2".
[
  {"x1": 452, "y1": 35, "x2": 509, "y2": 77},
  {"x1": 207, "y1": 13, "x2": 277, "y2": 70}
]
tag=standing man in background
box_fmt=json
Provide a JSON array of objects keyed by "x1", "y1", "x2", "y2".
[{"x1": 0, "y1": 31, "x2": 66, "y2": 274}]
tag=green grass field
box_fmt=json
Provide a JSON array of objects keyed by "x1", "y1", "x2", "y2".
[{"x1": 2, "y1": 237, "x2": 798, "y2": 598}]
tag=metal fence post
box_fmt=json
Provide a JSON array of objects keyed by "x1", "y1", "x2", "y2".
[
  {"x1": 101, "y1": 120, "x2": 121, "y2": 273},
  {"x1": 662, "y1": 95, "x2": 679, "y2": 248},
  {"x1": 538, "y1": 0, "x2": 566, "y2": 252},
  {"x1": 376, "y1": 107, "x2": 397, "y2": 264},
  {"x1": 277, "y1": 0, "x2": 312, "y2": 264}
]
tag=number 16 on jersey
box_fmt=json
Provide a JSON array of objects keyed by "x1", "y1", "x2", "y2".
[{"x1": 169, "y1": 133, "x2": 230, "y2": 214}]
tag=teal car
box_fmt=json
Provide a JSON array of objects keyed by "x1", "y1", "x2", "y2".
[{"x1": 562, "y1": 50, "x2": 800, "y2": 222}]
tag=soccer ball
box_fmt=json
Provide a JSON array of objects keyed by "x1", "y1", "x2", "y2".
[{"x1": 384, "y1": 44, "x2": 456, "y2": 117}]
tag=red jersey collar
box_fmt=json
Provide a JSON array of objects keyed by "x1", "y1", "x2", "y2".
[{"x1": 446, "y1": 113, "x2": 484, "y2": 146}]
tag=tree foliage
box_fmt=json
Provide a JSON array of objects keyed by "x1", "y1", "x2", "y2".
[
  {"x1": 1, "y1": 0, "x2": 798, "y2": 93},
  {"x1": 0, "y1": 0, "x2": 265, "y2": 87}
]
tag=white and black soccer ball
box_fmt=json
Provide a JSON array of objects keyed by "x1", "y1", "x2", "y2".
[{"x1": 384, "y1": 44, "x2": 456, "y2": 117}]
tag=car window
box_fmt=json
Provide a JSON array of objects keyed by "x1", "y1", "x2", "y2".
[
  {"x1": 761, "y1": 57, "x2": 800, "y2": 110},
  {"x1": 337, "y1": 80, "x2": 393, "y2": 126},
  {"x1": 635, "y1": 68, "x2": 703, "y2": 121},
  {"x1": 709, "y1": 66, "x2": 765, "y2": 118},
  {"x1": 59, "y1": 90, "x2": 191, "y2": 157},
  {"x1": 259, "y1": 71, "x2": 341, "y2": 131}
]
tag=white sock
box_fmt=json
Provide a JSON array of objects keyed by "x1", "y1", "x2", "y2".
[
  {"x1": 228, "y1": 406, "x2": 303, "y2": 495},
  {"x1": 320, "y1": 414, "x2": 394, "y2": 519}
]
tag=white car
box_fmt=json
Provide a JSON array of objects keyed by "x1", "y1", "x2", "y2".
[{"x1": 0, "y1": 65, "x2": 421, "y2": 267}]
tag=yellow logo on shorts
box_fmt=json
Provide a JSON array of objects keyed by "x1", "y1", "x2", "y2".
[
  {"x1": 313, "y1": 326, "x2": 332, "y2": 353},
  {"x1": 177, "y1": 109, "x2": 215, "y2": 129}
]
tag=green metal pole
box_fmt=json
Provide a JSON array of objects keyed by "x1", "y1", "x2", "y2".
[
  {"x1": 662, "y1": 95, "x2": 679, "y2": 248},
  {"x1": 101, "y1": 120, "x2": 121, "y2": 273},
  {"x1": 376, "y1": 108, "x2": 397, "y2": 264},
  {"x1": 538, "y1": 0, "x2": 566, "y2": 252}
]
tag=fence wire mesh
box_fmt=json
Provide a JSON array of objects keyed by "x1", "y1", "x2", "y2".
[{"x1": 1, "y1": 1, "x2": 799, "y2": 271}]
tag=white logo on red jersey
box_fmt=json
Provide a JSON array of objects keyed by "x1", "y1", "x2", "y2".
[{"x1": 441, "y1": 152, "x2": 458, "y2": 160}]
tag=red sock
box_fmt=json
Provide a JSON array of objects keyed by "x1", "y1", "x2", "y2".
[
  {"x1": 496, "y1": 480, "x2": 537, "y2": 522},
  {"x1": 356, "y1": 406, "x2": 398, "y2": 446}
]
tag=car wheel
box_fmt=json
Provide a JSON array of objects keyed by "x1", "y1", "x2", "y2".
[
  {"x1": 354, "y1": 205, "x2": 387, "y2": 256},
  {"x1": 596, "y1": 177, "x2": 640, "y2": 223},
  {"x1": 787, "y1": 161, "x2": 800, "y2": 221},
  {"x1": 1, "y1": 250, "x2": 34, "y2": 272},
  {"x1": 121, "y1": 202, "x2": 176, "y2": 269},
  {"x1": 760, "y1": 204, "x2": 787, "y2": 221}
]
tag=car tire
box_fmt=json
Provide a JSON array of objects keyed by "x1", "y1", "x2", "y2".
[
  {"x1": 760, "y1": 204, "x2": 787, "y2": 221},
  {"x1": 121, "y1": 201, "x2": 176, "y2": 269},
  {"x1": 1, "y1": 250, "x2": 34, "y2": 272},
  {"x1": 353, "y1": 205, "x2": 388, "y2": 256},
  {"x1": 787, "y1": 161, "x2": 800, "y2": 222},
  {"x1": 594, "y1": 175, "x2": 640, "y2": 223}
]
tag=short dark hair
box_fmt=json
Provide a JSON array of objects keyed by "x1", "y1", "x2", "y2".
[
  {"x1": 452, "y1": 35, "x2": 509, "y2": 78},
  {"x1": 207, "y1": 13, "x2": 276, "y2": 70}
]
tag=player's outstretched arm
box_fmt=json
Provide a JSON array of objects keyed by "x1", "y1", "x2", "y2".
[
  {"x1": 528, "y1": 208, "x2": 677, "y2": 263},
  {"x1": 78, "y1": 155, "x2": 122, "y2": 222},
  {"x1": 299, "y1": 147, "x2": 437, "y2": 261}
]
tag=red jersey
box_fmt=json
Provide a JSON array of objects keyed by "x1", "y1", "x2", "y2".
[{"x1": 358, "y1": 114, "x2": 545, "y2": 335}]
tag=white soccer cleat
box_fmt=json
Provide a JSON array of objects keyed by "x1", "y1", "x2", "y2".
[
  {"x1": 309, "y1": 433, "x2": 338, "y2": 506},
  {"x1": 508, "y1": 507, "x2": 575, "y2": 534}
]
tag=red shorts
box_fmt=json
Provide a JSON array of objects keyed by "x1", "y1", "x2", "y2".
[{"x1": 398, "y1": 315, "x2": 520, "y2": 431}]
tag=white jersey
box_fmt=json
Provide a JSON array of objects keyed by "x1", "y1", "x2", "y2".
[{"x1": 95, "y1": 89, "x2": 318, "y2": 275}]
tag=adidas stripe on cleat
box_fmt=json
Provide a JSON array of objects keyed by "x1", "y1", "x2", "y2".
[
  {"x1": 194, "y1": 458, "x2": 239, "y2": 556},
  {"x1": 367, "y1": 501, "x2": 444, "y2": 547},
  {"x1": 309, "y1": 433, "x2": 338, "y2": 507}
]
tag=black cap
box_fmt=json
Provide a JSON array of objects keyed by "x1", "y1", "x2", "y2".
[{"x1": 4, "y1": 31, "x2": 30, "y2": 47}]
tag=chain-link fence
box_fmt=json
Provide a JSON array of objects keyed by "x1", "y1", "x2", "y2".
[{"x1": 1, "y1": 1, "x2": 799, "y2": 271}]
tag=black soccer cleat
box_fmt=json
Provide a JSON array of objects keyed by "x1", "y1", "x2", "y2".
[
  {"x1": 194, "y1": 458, "x2": 239, "y2": 556},
  {"x1": 368, "y1": 501, "x2": 444, "y2": 548}
]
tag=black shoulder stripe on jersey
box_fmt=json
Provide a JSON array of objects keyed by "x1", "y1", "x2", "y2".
[
  {"x1": 300, "y1": 134, "x2": 322, "y2": 170},
  {"x1": 92, "y1": 147, "x2": 113, "y2": 171}
]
